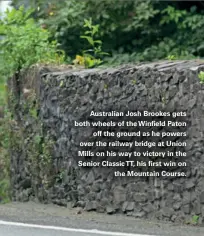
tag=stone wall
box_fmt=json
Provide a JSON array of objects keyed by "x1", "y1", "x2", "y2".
[{"x1": 8, "y1": 60, "x2": 204, "y2": 224}]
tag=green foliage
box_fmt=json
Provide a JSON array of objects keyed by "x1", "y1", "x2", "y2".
[
  {"x1": 30, "y1": 107, "x2": 38, "y2": 119},
  {"x1": 0, "y1": 179, "x2": 10, "y2": 203},
  {"x1": 20, "y1": 0, "x2": 203, "y2": 63},
  {"x1": 160, "y1": 6, "x2": 187, "y2": 25},
  {"x1": 0, "y1": 6, "x2": 65, "y2": 78},
  {"x1": 131, "y1": 79, "x2": 137, "y2": 85},
  {"x1": 34, "y1": 134, "x2": 42, "y2": 145},
  {"x1": 186, "y1": 215, "x2": 200, "y2": 225},
  {"x1": 0, "y1": 110, "x2": 11, "y2": 149},
  {"x1": 0, "y1": 109, "x2": 12, "y2": 203},
  {"x1": 0, "y1": 83, "x2": 6, "y2": 107},
  {"x1": 198, "y1": 71, "x2": 204, "y2": 84},
  {"x1": 73, "y1": 18, "x2": 108, "y2": 68},
  {"x1": 81, "y1": 18, "x2": 108, "y2": 68},
  {"x1": 192, "y1": 215, "x2": 199, "y2": 225},
  {"x1": 167, "y1": 55, "x2": 177, "y2": 60},
  {"x1": 26, "y1": 107, "x2": 54, "y2": 189},
  {"x1": 55, "y1": 169, "x2": 65, "y2": 183}
]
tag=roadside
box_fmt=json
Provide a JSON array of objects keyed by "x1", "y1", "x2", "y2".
[{"x1": 0, "y1": 202, "x2": 204, "y2": 236}]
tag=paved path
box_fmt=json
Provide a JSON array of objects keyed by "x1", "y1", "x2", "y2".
[{"x1": 1, "y1": 202, "x2": 204, "y2": 236}]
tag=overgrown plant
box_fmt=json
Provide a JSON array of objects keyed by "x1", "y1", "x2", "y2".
[
  {"x1": 198, "y1": 71, "x2": 204, "y2": 84},
  {"x1": 0, "y1": 6, "x2": 65, "y2": 78},
  {"x1": 192, "y1": 215, "x2": 199, "y2": 225},
  {"x1": 167, "y1": 55, "x2": 177, "y2": 60},
  {"x1": 0, "y1": 108, "x2": 12, "y2": 203},
  {"x1": 73, "y1": 18, "x2": 108, "y2": 68}
]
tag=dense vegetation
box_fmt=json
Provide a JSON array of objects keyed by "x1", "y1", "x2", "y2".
[
  {"x1": 0, "y1": 5, "x2": 65, "y2": 203},
  {"x1": 11, "y1": 0, "x2": 204, "y2": 64}
]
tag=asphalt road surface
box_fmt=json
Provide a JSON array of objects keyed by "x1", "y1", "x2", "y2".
[
  {"x1": 1, "y1": 202, "x2": 204, "y2": 236},
  {"x1": 0, "y1": 221, "x2": 152, "y2": 236}
]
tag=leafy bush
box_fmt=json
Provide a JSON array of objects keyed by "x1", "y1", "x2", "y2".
[
  {"x1": 12, "y1": 0, "x2": 204, "y2": 63},
  {"x1": 0, "y1": 6, "x2": 65, "y2": 78}
]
